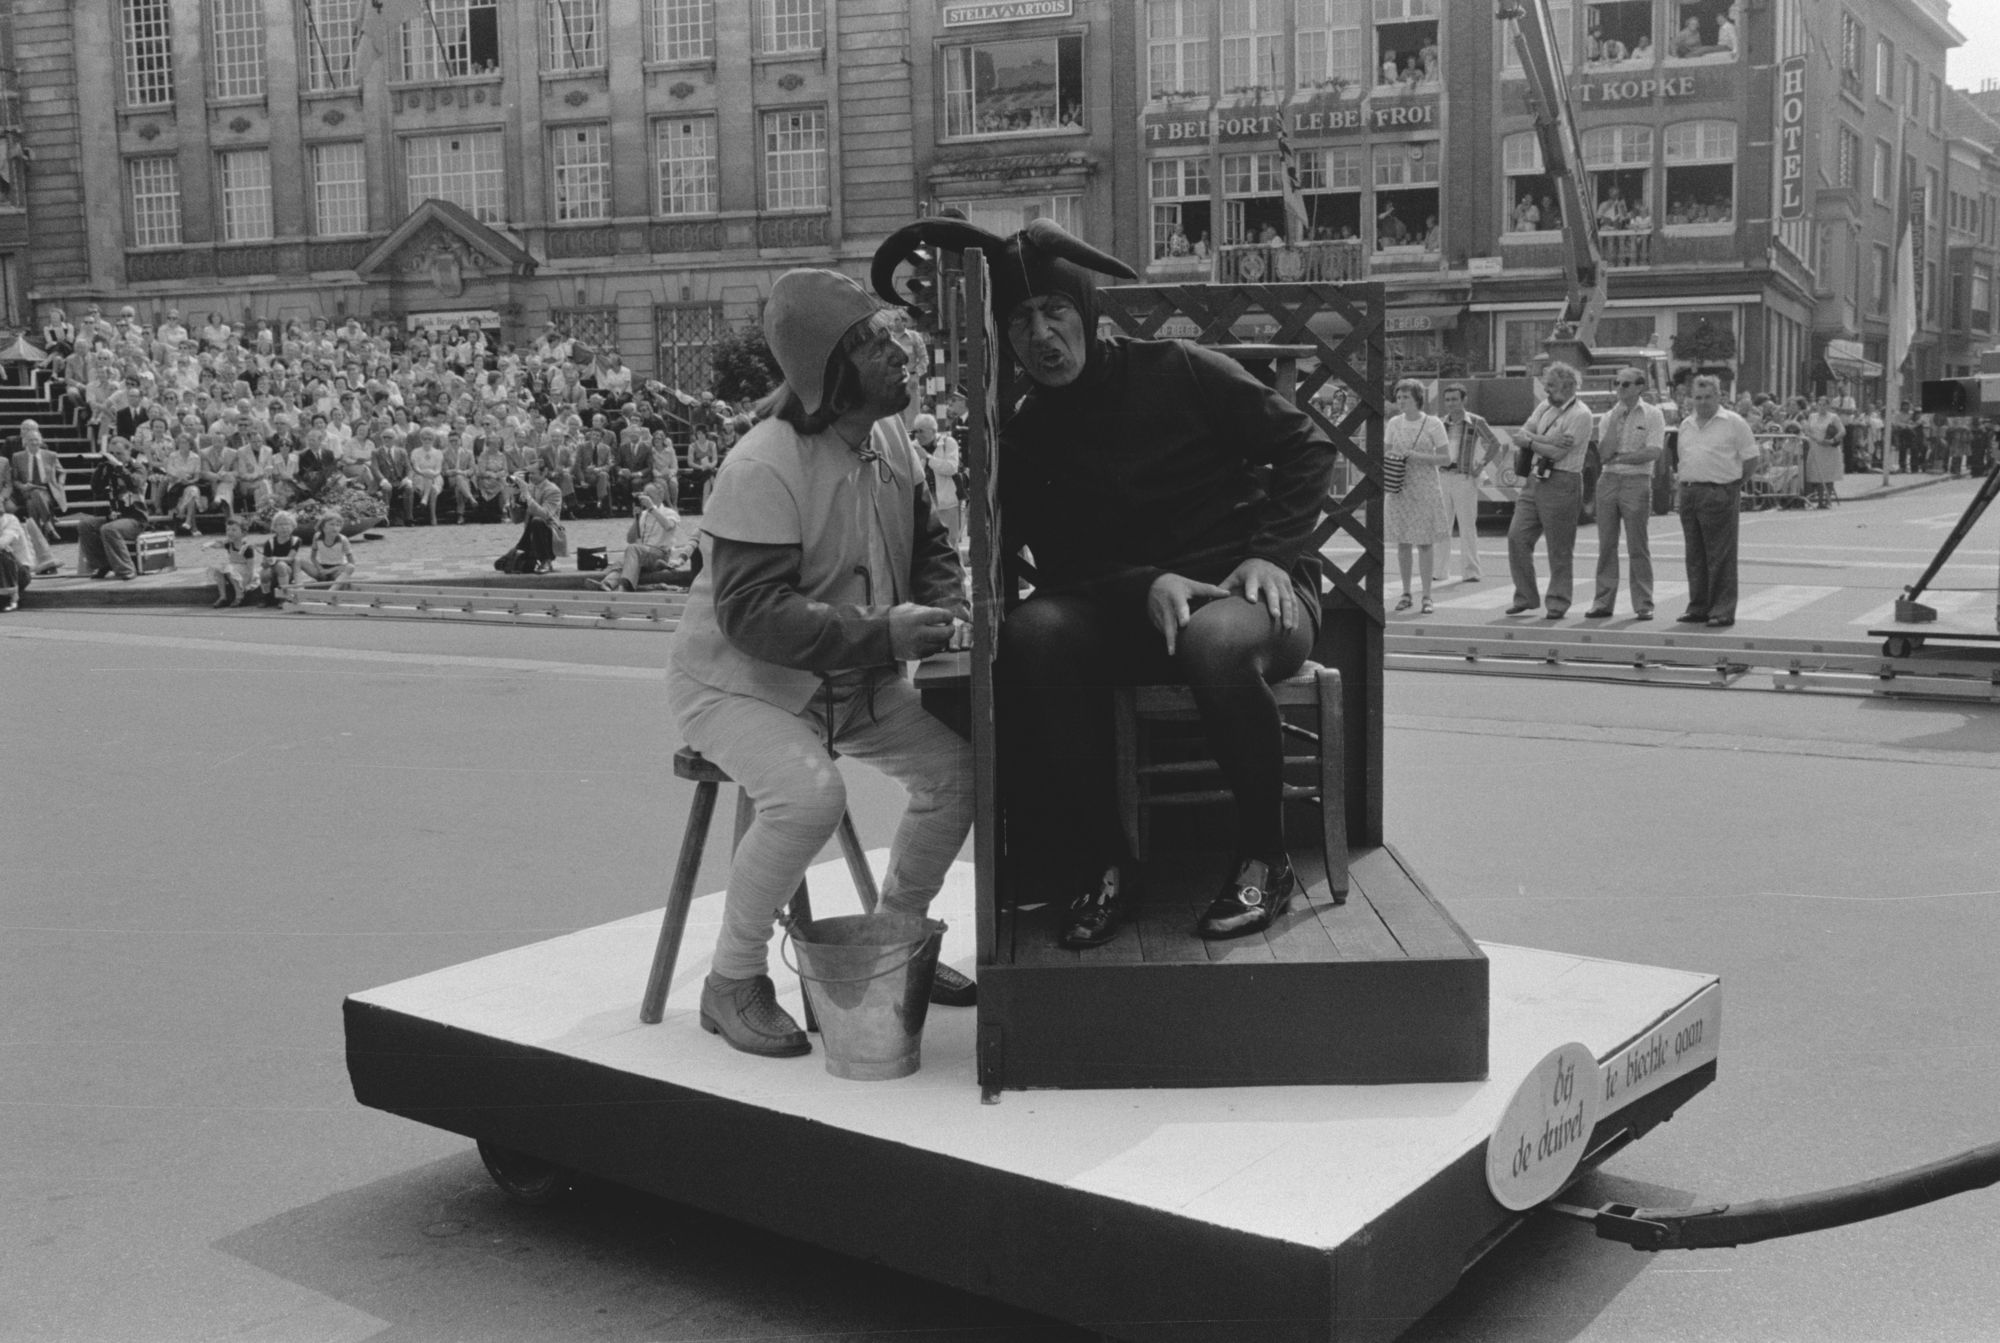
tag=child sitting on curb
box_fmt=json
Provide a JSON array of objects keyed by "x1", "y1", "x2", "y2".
[
  {"x1": 202, "y1": 515, "x2": 258, "y2": 608},
  {"x1": 260, "y1": 510, "x2": 302, "y2": 606}
]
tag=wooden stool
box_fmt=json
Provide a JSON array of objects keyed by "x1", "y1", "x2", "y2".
[
  {"x1": 639, "y1": 746, "x2": 881, "y2": 1025},
  {"x1": 1112, "y1": 663, "x2": 1348, "y2": 899}
]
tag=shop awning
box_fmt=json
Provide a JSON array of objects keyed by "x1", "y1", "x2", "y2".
[{"x1": 1823, "y1": 338, "x2": 1882, "y2": 379}]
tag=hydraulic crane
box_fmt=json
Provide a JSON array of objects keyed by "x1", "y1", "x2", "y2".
[{"x1": 1499, "y1": 0, "x2": 1607, "y2": 373}]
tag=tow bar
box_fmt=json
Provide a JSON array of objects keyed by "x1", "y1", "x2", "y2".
[{"x1": 1550, "y1": 1139, "x2": 2000, "y2": 1250}]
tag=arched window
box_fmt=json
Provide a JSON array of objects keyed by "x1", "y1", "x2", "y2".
[{"x1": 1662, "y1": 120, "x2": 1736, "y2": 229}]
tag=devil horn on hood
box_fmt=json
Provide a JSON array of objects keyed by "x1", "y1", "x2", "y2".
[
  {"x1": 1017, "y1": 218, "x2": 1139, "y2": 280},
  {"x1": 869, "y1": 219, "x2": 1011, "y2": 308}
]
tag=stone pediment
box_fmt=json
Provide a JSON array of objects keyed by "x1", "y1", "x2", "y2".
[{"x1": 356, "y1": 199, "x2": 538, "y2": 295}]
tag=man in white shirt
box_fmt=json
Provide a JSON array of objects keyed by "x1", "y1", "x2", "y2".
[
  {"x1": 1673, "y1": 375, "x2": 1762, "y2": 628},
  {"x1": 1505, "y1": 361, "x2": 1596, "y2": 618},
  {"x1": 1433, "y1": 383, "x2": 1503, "y2": 582},
  {"x1": 1586, "y1": 367, "x2": 1667, "y2": 619}
]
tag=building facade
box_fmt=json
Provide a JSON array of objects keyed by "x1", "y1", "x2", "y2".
[
  {"x1": 1126, "y1": 0, "x2": 1965, "y2": 401},
  {"x1": 17, "y1": 0, "x2": 921, "y2": 384},
  {"x1": 1940, "y1": 87, "x2": 2000, "y2": 377},
  {"x1": 905, "y1": 0, "x2": 1131, "y2": 260}
]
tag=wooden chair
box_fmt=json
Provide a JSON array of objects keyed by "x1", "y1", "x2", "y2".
[
  {"x1": 639, "y1": 746, "x2": 880, "y2": 1025},
  {"x1": 1112, "y1": 663, "x2": 1348, "y2": 900}
]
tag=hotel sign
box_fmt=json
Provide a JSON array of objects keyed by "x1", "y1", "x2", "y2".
[
  {"x1": 942, "y1": 0, "x2": 1072, "y2": 26},
  {"x1": 1777, "y1": 55, "x2": 1807, "y2": 221},
  {"x1": 1145, "y1": 95, "x2": 1438, "y2": 147}
]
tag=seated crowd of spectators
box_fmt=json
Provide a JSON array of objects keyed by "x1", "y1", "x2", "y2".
[
  {"x1": 0, "y1": 303, "x2": 726, "y2": 600},
  {"x1": 42, "y1": 304, "x2": 721, "y2": 525}
]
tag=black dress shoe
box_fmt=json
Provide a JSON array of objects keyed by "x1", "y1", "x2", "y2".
[
  {"x1": 1505, "y1": 602, "x2": 1536, "y2": 615},
  {"x1": 1706, "y1": 617, "x2": 1735, "y2": 628},
  {"x1": 929, "y1": 962, "x2": 976, "y2": 1007},
  {"x1": 1633, "y1": 611, "x2": 1654, "y2": 621},
  {"x1": 1058, "y1": 865, "x2": 1130, "y2": 949},
  {"x1": 1195, "y1": 857, "x2": 1297, "y2": 940},
  {"x1": 1583, "y1": 608, "x2": 1614, "y2": 618},
  {"x1": 1675, "y1": 612, "x2": 1709, "y2": 624},
  {"x1": 1543, "y1": 608, "x2": 1567, "y2": 619}
]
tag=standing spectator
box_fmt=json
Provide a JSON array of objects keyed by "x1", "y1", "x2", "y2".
[
  {"x1": 1802, "y1": 394, "x2": 1845, "y2": 506},
  {"x1": 1383, "y1": 379, "x2": 1451, "y2": 614},
  {"x1": 1505, "y1": 361, "x2": 1594, "y2": 618},
  {"x1": 911, "y1": 413, "x2": 962, "y2": 550},
  {"x1": 1892, "y1": 404, "x2": 1917, "y2": 473},
  {"x1": 1673, "y1": 375, "x2": 1761, "y2": 628},
  {"x1": 1585, "y1": 367, "x2": 1666, "y2": 620},
  {"x1": 9, "y1": 421, "x2": 67, "y2": 543},
  {"x1": 1433, "y1": 383, "x2": 1503, "y2": 582}
]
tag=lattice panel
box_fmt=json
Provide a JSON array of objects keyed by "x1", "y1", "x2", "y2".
[
  {"x1": 653, "y1": 303, "x2": 723, "y2": 394},
  {"x1": 1093, "y1": 282, "x2": 1388, "y2": 625}
]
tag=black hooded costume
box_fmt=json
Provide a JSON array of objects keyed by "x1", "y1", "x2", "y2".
[{"x1": 872, "y1": 219, "x2": 1340, "y2": 937}]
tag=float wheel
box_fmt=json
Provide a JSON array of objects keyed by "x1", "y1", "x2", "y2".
[{"x1": 477, "y1": 1140, "x2": 574, "y2": 1206}]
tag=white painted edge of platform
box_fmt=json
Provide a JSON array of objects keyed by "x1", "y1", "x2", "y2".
[{"x1": 349, "y1": 855, "x2": 1720, "y2": 1253}]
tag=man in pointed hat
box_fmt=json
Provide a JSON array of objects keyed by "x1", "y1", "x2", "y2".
[
  {"x1": 875, "y1": 219, "x2": 1339, "y2": 950},
  {"x1": 666, "y1": 268, "x2": 975, "y2": 1060}
]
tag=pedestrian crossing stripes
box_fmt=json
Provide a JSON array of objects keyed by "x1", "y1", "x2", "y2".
[
  {"x1": 1850, "y1": 590, "x2": 1988, "y2": 626},
  {"x1": 1732, "y1": 584, "x2": 1842, "y2": 622}
]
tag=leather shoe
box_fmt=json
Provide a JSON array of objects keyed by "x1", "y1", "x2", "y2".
[
  {"x1": 1505, "y1": 602, "x2": 1536, "y2": 615},
  {"x1": 1675, "y1": 612, "x2": 1709, "y2": 624},
  {"x1": 1705, "y1": 617, "x2": 1735, "y2": 628},
  {"x1": 1633, "y1": 611, "x2": 1654, "y2": 621},
  {"x1": 1543, "y1": 608, "x2": 1567, "y2": 619},
  {"x1": 1059, "y1": 864, "x2": 1130, "y2": 949},
  {"x1": 1583, "y1": 608, "x2": 1613, "y2": 619},
  {"x1": 1195, "y1": 856, "x2": 1297, "y2": 940},
  {"x1": 929, "y1": 962, "x2": 977, "y2": 1007},
  {"x1": 699, "y1": 973, "x2": 809, "y2": 1058}
]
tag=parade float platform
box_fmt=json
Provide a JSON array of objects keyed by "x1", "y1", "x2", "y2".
[{"x1": 346, "y1": 854, "x2": 1720, "y2": 1343}]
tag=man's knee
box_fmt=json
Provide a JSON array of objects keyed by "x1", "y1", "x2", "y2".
[
  {"x1": 738, "y1": 750, "x2": 848, "y2": 836},
  {"x1": 998, "y1": 596, "x2": 1099, "y2": 679}
]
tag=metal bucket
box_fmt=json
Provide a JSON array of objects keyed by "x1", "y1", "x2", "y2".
[{"x1": 783, "y1": 913, "x2": 943, "y2": 1081}]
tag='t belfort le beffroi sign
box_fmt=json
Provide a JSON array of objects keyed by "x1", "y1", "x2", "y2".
[
  {"x1": 1149, "y1": 62, "x2": 1730, "y2": 149},
  {"x1": 1145, "y1": 94, "x2": 1439, "y2": 147}
]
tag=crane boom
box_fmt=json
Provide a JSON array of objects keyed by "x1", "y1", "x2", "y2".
[{"x1": 1500, "y1": 0, "x2": 1604, "y2": 371}]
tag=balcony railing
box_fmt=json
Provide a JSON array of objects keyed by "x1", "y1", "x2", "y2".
[
  {"x1": 1600, "y1": 229, "x2": 1653, "y2": 268},
  {"x1": 758, "y1": 213, "x2": 827, "y2": 250},
  {"x1": 1216, "y1": 239, "x2": 1368, "y2": 284}
]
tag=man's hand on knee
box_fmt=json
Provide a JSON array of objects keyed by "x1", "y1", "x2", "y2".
[
  {"x1": 1148, "y1": 573, "x2": 1232, "y2": 655},
  {"x1": 1223, "y1": 557, "x2": 1298, "y2": 631}
]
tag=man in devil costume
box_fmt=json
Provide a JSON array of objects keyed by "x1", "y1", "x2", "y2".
[{"x1": 872, "y1": 219, "x2": 1338, "y2": 949}]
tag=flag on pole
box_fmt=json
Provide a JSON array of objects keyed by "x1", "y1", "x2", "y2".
[
  {"x1": 1276, "y1": 118, "x2": 1311, "y2": 245},
  {"x1": 1887, "y1": 124, "x2": 1918, "y2": 419},
  {"x1": 353, "y1": 0, "x2": 420, "y2": 86}
]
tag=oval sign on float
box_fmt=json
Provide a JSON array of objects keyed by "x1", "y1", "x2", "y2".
[{"x1": 1486, "y1": 1041, "x2": 1602, "y2": 1212}]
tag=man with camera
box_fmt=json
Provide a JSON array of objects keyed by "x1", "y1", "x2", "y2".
[
  {"x1": 665, "y1": 268, "x2": 974, "y2": 1060},
  {"x1": 1505, "y1": 361, "x2": 1595, "y2": 619}
]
